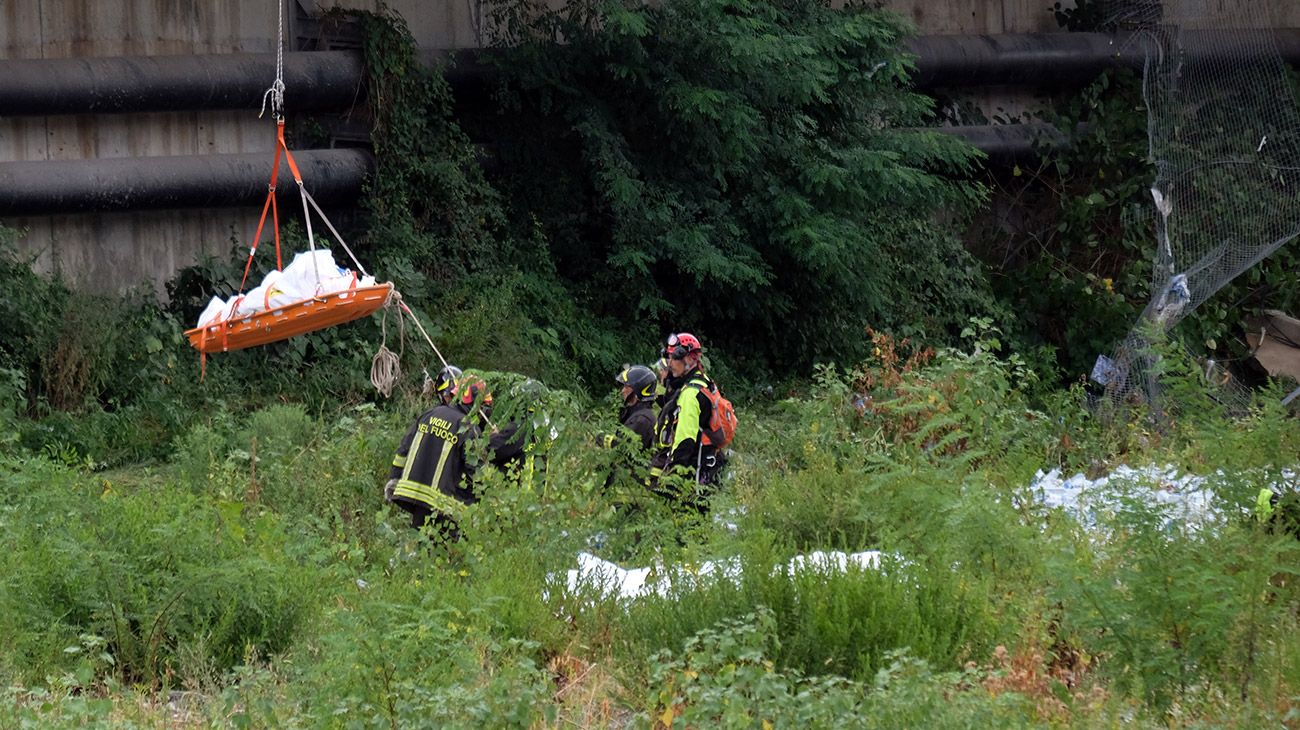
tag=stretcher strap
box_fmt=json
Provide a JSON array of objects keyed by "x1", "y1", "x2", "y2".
[
  {"x1": 237, "y1": 126, "x2": 285, "y2": 293},
  {"x1": 303, "y1": 187, "x2": 371, "y2": 279},
  {"x1": 278, "y1": 125, "x2": 321, "y2": 293}
]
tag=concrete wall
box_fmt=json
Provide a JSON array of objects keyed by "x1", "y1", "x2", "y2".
[
  {"x1": 398, "y1": 1, "x2": 1300, "y2": 44},
  {"x1": 4, "y1": 0, "x2": 1300, "y2": 296},
  {"x1": 886, "y1": 0, "x2": 1073, "y2": 35},
  {"x1": 0, "y1": 0, "x2": 283, "y2": 294},
  {"x1": 314, "y1": 0, "x2": 491, "y2": 49}
]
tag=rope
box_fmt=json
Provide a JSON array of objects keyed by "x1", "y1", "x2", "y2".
[
  {"x1": 370, "y1": 346, "x2": 400, "y2": 397},
  {"x1": 303, "y1": 187, "x2": 371, "y2": 278},
  {"x1": 297, "y1": 183, "x2": 322, "y2": 290},
  {"x1": 383, "y1": 290, "x2": 497, "y2": 430},
  {"x1": 391, "y1": 290, "x2": 451, "y2": 373},
  {"x1": 259, "y1": 0, "x2": 286, "y2": 119},
  {"x1": 370, "y1": 296, "x2": 405, "y2": 397}
]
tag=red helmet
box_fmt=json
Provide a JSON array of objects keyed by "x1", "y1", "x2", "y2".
[
  {"x1": 454, "y1": 377, "x2": 493, "y2": 407},
  {"x1": 664, "y1": 332, "x2": 702, "y2": 360}
]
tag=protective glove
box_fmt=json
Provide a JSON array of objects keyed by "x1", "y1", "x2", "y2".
[{"x1": 384, "y1": 478, "x2": 398, "y2": 502}]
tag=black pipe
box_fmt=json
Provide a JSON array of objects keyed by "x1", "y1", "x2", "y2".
[
  {"x1": 6, "y1": 29, "x2": 1300, "y2": 117},
  {"x1": 942, "y1": 123, "x2": 1070, "y2": 163},
  {"x1": 905, "y1": 32, "x2": 1145, "y2": 89},
  {"x1": 0, "y1": 149, "x2": 372, "y2": 216},
  {"x1": 905, "y1": 29, "x2": 1300, "y2": 89},
  {"x1": 0, "y1": 124, "x2": 1057, "y2": 218},
  {"x1": 0, "y1": 51, "x2": 364, "y2": 116}
]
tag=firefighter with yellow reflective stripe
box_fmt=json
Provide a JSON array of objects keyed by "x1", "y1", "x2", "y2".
[
  {"x1": 386, "y1": 378, "x2": 493, "y2": 537},
  {"x1": 610, "y1": 364, "x2": 658, "y2": 450},
  {"x1": 650, "y1": 333, "x2": 725, "y2": 498},
  {"x1": 422, "y1": 365, "x2": 463, "y2": 405},
  {"x1": 1254, "y1": 486, "x2": 1299, "y2": 539}
]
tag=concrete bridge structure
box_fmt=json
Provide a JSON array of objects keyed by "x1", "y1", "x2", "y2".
[{"x1": 2, "y1": 0, "x2": 1298, "y2": 294}]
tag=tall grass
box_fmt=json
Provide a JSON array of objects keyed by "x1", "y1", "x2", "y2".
[
  {"x1": 0, "y1": 455, "x2": 324, "y2": 688},
  {"x1": 1, "y1": 328, "x2": 1298, "y2": 727}
]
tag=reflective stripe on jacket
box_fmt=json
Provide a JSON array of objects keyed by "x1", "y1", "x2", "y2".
[
  {"x1": 389, "y1": 402, "x2": 480, "y2": 515},
  {"x1": 651, "y1": 370, "x2": 715, "y2": 478}
]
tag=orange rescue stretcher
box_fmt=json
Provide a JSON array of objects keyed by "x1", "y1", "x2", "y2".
[
  {"x1": 185, "y1": 281, "x2": 393, "y2": 354},
  {"x1": 185, "y1": 118, "x2": 391, "y2": 369}
]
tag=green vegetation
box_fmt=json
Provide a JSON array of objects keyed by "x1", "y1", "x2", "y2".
[
  {"x1": 483, "y1": 0, "x2": 1002, "y2": 374},
  {"x1": 3, "y1": 323, "x2": 1299, "y2": 727},
  {"x1": 3, "y1": 0, "x2": 1300, "y2": 726}
]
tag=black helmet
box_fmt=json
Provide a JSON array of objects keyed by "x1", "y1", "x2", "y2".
[
  {"x1": 615, "y1": 364, "x2": 657, "y2": 402},
  {"x1": 434, "y1": 365, "x2": 463, "y2": 396}
]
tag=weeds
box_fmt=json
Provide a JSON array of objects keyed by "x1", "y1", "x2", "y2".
[{"x1": 2, "y1": 316, "x2": 1299, "y2": 728}]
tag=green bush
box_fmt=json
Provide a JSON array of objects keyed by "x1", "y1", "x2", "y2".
[
  {"x1": 172, "y1": 420, "x2": 235, "y2": 486},
  {"x1": 645, "y1": 609, "x2": 1037, "y2": 728},
  {"x1": 282, "y1": 561, "x2": 553, "y2": 728},
  {"x1": 609, "y1": 541, "x2": 998, "y2": 682},
  {"x1": 0, "y1": 455, "x2": 323, "y2": 687}
]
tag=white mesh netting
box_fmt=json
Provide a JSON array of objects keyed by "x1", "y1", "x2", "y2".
[{"x1": 1095, "y1": 0, "x2": 1300, "y2": 414}]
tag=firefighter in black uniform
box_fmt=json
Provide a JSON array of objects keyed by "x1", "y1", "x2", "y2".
[
  {"x1": 613, "y1": 364, "x2": 658, "y2": 449},
  {"x1": 386, "y1": 378, "x2": 494, "y2": 537},
  {"x1": 423, "y1": 364, "x2": 463, "y2": 405}
]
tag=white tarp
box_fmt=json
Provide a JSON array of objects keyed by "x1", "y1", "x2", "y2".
[
  {"x1": 562, "y1": 550, "x2": 892, "y2": 602},
  {"x1": 195, "y1": 249, "x2": 376, "y2": 328},
  {"x1": 1029, "y1": 464, "x2": 1219, "y2": 528}
]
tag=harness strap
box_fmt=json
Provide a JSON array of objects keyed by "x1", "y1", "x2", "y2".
[{"x1": 238, "y1": 140, "x2": 284, "y2": 293}]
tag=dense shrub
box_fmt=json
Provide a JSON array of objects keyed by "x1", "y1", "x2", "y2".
[
  {"x1": 645, "y1": 609, "x2": 1037, "y2": 728},
  {"x1": 0, "y1": 455, "x2": 324, "y2": 687},
  {"x1": 614, "y1": 548, "x2": 998, "y2": 682},
  {"x1": 281, "y1": 568, "x2": 553, "y2": 728},
  {"x1": 485, "y1": 0, "x2": 1003, "y2": 374}
]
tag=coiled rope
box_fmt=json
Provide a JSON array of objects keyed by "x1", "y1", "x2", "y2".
[
  {"x1": 369, "y1": 290, "x2": 405, "y2": 397},
  {"x1": 369, "y1": 290, "x2": 496, "y2": 428},
  {"x1": 369, "y1": 290, "x2": 453, "y2": 397}
]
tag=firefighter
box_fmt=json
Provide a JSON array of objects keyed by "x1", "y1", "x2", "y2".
[
  {"x1": 601, "y1": 364, "x2": 658, "y2": 493},
  {"x1": 650, "y1": 333, "x2": 727, "y2": 494},
  {"x1": 422, "y1": 364, "x2": 463, "y2": 405},
  {"x1": 613, "y1": 364, "x2": 658, "y2": 450},
  {"x1": 1255, "y1": 486, "x2": 1300, "y2": 539},
  {"x1": 385, "y1": 377, "x2": 493, "y2": 538},
  {"x1": 653, "y1": 356, "x2": 670, "y2": 403}
]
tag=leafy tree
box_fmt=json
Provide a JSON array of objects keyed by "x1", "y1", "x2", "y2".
[
  {"x1": 485, "y1": 0, "x2": 1000, "y2": 371},
  {"x1": 967, "y1": 70, "x2": 1156, "y2": 382},
  {"x1": 345, "y1": 8, "x2": 515, "y2": 296}
]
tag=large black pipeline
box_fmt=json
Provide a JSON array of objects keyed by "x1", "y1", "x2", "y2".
[
  {"x1": 907, "y1": 28, "x2": 1300, "y2": 89},
  {"x1": 0, "y1": 123, "x2": 1060, "y2": 217},
  {"x1": 0, "y1": 51, "x2": 364, "y2": 115},
  {"x1": 0, "y1": 149, "x2": 372, "y2": 216},
  {"x1": 942, "y1": 123, "x2": 1069, "y2": 162},
  {"x1": 4, "y1": 30, "x2": 1300, "y2": 117}
]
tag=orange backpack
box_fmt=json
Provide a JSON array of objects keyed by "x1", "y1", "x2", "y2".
[{"x1": 690, "y1": 376, "x2": 737, "y2": 448}]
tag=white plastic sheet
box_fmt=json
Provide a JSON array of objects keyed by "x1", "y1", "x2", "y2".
[
  {"x1": 195, "y1": 248, "x2": 376, "y2": 328},
  {"x1": 561, "y1": 550, "x2": 893, "y2": 602},
  {"x1": 1029, "y1": 464, "x2": 1219, "y2": 528}
]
